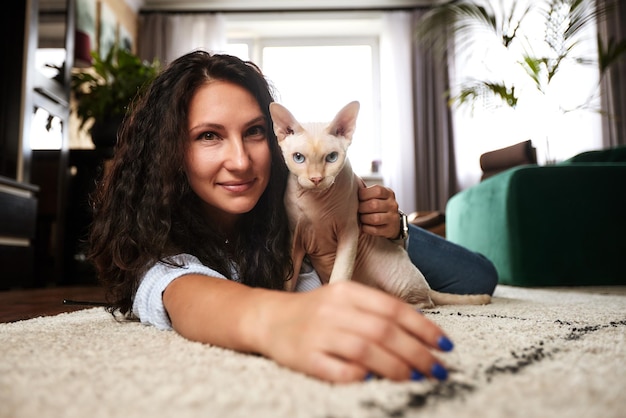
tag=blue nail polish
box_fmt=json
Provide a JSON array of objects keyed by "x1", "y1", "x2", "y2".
[
  {"x1": 438, "y1": 336, "x2": 454, "y2": 352},
  {"x1": 431, "y1": 363, "x2": 448, "y2": 381},
  {"x1": 410, "y1": 370, "x2": 424, "y2": 381},
  {"x1": 364, "y1": 372, "x2": 376, "y2": 381}
]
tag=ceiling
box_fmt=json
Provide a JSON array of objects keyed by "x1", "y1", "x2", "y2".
[
  {"x1": 39, "y1": 0, "x2": 444, "y2": 13},
  {"x1": 36, "y1": 0, "x2": 444, "y2": 45},
  {"x1": 139, "y1": 0, "x2": 443, "y2": 12}
]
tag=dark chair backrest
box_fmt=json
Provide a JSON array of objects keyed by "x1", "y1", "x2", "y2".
[{"x1": 480, "y1": 140, "x2": 537, "y2": 181}]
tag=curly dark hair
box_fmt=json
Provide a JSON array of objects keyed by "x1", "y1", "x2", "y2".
[{"x1": 88, "y1": 51, "x2": 293, "y2": 316}]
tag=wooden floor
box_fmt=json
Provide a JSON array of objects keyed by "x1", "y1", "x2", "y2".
[{"x1": 0, "y1": 285, "x2": 107, "y2": 323}]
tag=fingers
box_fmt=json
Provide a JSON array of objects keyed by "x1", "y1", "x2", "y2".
[
  {"x1": 337, "y1": 280, "x2": 451, "y2": 351},
  {"x1": 358, "y1": 185, "x2": 400, "y2": 239},
  {"x1": 358, "y1": 183, "x2": 394, "y2": 202},
  {"x1": 358, "y1": 185, "x2": 398, "y2": 213},
  {"x1": 304, "y1": 351, "x2": 368, "y2": 383},
  {"x1": 314, "y1": 282, "x2": 453, "y2": 382},
  {"x1": 323, "y1": 303, "x2": 444, "y2": 381},
  {"x1": 261, "y1": 281, "x2": 453, "y2": 384}
]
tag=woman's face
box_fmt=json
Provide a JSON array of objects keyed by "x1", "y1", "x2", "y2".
[{"x1": 185, "y1": 80, "x2": 272, "y2": 229}]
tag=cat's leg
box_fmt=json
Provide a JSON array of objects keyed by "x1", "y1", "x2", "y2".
[
  {"x1": 285, "y1": 236, "x2": 307, "y2": 292},
  {"x1": 354, "y1": 236, "x2": 435, "y2": 307},
  {"x1": 328, "y1": 222, "x2": 360, "y2": 283}
]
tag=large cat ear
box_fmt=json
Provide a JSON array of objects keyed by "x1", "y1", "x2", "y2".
[
  {"x1": 269, "y1": 103, "x2": 303, "y2": 142},
  {"x1": 327, "y1": 101, "x2": 360, "y2": 141}
]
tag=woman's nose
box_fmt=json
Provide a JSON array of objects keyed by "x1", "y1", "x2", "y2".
[{"x1": 224, "y1": 138, "x2": 251, "y2": 170}]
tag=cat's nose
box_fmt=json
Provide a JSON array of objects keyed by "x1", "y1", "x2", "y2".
[{"x1": 310, "y1": 177, "x2": 323, "y2": 186}]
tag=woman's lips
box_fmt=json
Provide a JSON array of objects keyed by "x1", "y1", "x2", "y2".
[{"x1": 219, "y1": 179, "x2": 256, "y2": 193}]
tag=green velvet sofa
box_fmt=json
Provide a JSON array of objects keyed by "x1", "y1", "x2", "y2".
[{"x1": 445, "y1": 146, "x2": 626, "y2": 286}]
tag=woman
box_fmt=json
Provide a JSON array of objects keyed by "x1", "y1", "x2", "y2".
[{"x1": 89, "y1": 50, "x2": 497, "y2": 384}]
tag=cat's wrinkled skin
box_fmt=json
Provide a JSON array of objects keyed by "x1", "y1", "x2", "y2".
[{"x1": 270, "y1": 101, "x2": 490, "y2": 308}]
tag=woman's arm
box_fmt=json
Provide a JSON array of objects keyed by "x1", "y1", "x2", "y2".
[{"x1": 163, "y1": 274, "x2": 452, "y2": 383}]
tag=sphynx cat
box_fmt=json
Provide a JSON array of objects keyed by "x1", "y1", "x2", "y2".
[{"x1": 270, "y1": 100, "x2": 491, "y2": 308}]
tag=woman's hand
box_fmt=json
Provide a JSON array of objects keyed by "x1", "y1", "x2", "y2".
[
  {"x1": 253, "y1": 281, "x2": 453, "y2": 383},
  {"x1": 358, "y1": 185, "x2": 401, "y2": 239},
  {"x1": 164, "y1": 274, "x2": 453, "y2": 384}
]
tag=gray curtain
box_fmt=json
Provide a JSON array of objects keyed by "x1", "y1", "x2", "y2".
[
  {"x1": 411, "y1": 10, "x2": 457, "y2": 212},
  {"x1": 598, "y1": 0, "x2": 626, "y2": 148},
  {"x1": 137, "y1": 13, "x2": 169, "y2": 63}
]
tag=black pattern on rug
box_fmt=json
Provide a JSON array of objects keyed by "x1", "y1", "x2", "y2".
[{"x1": 348, "y1": 314, "x2": 626, "y2": 418}]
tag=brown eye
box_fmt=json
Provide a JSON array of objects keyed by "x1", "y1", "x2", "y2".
[
  {"x1": 196, "y1": 131, "x2": 219, "y2": 141},
  {"x1": 245, "y1": 125, "x2": 267, "y2": 140}
]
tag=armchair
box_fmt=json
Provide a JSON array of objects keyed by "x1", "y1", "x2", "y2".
[{"x1": 445, "y1": 146, "x2": 626, "y2": 286}]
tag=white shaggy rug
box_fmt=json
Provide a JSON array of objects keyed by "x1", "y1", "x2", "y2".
[{"x1": 1, "y1": 285, "x2": 625, "y2": 418}]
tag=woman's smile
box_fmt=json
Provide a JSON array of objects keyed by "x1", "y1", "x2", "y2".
[{"x1": 218, "y1": 178, "x2": 257, "y2": 193}]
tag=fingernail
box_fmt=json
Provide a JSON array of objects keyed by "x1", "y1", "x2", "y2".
[
  {"x1": 431, "y1": 363, "x2": 448, "y2": 381},
  {"x1": 438, "y1": 336, "x2": 454, "y2": 352},
  {"x1": 410, "y1": 370, "x2": 424, "y2": 381},
  {"x1": 364, "y1": 372, "x2": 376, "y2": 381}
]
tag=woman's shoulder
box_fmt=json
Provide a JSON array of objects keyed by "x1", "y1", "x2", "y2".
[{"x1": 144, "y1": 253, "x2": 227, "y2": 279}]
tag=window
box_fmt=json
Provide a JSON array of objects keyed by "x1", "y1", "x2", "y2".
[
  {"x1": 225, "y1": 14, "x2": 382, "y2": 176},
  {"x1": 449, "y1": 2, "x2": 603, "y2": 187}
]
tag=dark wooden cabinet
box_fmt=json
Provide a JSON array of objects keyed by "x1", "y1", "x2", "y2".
[
  {"x1": 0, "y1": 0, "x2": 75, "y2": 288},
  {"x1": 0, "y1": 177, "x2": 39, "y2": 289}
]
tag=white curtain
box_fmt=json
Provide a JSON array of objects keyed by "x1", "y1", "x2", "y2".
[
  {"x1": 139, "y1": 13, "x2": 227, "y2": 65},
  {"x1": 380, "y1": 11, "x2": 417, "y2": 214}
]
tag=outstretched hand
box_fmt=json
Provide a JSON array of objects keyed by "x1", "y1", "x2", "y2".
[
  {"x1": 358, "y1": 184, "x2": 402, "y2": 240},
  {"x1": 255, "y1": 281, "x2": 453, "y2": 383},
  {"x1": 164, "y1": 263, "x2": 452, "y2": 384}
]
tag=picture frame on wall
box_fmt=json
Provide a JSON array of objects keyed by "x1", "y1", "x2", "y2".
[
  {"x1": 99, "y1": 2, "x2": 117, "y2": 57},
  {"x1": 119, "y1": 24, "x2": 133, "y2": 51},
  {"x1": 75, "y1": 0, "x2": 96, "y2": 66}
]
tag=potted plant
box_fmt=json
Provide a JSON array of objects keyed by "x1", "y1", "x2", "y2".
[
  {"x1": 416, "y1": 0, "x2": 626, "y2": 110},
  {"x1": 415, "y1": 0, "x2": 626, "y2": 163},
  {"x1": 71, "y1": 46, "x2": 160, "y2": 148}
]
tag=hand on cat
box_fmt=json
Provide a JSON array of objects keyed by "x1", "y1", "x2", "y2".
[
  {"x1": 260, "y1": 281, "x2": 452, "y2": 383},
  {"x1": 358, "y1": 185, "x2": 402, "y2": 240}
]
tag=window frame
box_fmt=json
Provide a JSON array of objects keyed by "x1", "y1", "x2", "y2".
[{"x1": 226, "y1": 35, "x2": 382, "y2": 176}]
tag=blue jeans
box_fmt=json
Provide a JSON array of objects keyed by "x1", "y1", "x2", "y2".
[{"x1": 406, "y1": 224, "x2": 498, "y2": 295}]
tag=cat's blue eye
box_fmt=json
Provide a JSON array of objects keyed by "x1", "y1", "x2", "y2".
[
  {"x1": 326, "y1": 152, "x2": 339, "y2": 163},
  {"x1": 293, "y1": 153, "x2": 305, "y2": 164}
]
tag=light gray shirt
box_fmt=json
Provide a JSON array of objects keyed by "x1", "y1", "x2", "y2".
[{"x1": 132, "y1": 253, "x2": 322, "y2": 330}]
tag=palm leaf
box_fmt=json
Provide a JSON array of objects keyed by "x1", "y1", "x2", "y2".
[
  {"x1": 415, "y1": 2, "x2": 500, "y2": 56},
  {"x1": 420, "y1": 0, "x2": 626, "y2": 112},
  {"x1": 416, "y1": 0, "x2": 536, "y2": 52},
  {"x1": 519, "y1": 54, "x2": 544, "y2": 91},
  {"x1": 454, "y1": 80, "x2": 518, "y2": 108}
]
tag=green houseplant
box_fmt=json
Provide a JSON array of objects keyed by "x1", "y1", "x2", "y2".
[
  {"x1": 415, "y1": 0, "x2": 626, "y2": 163},
  {"x1": 416, "y1": 0, "x2": 626, "y2": 111},
  {"x1": 71, "y1": 46, "x2": 160, "y2": 148}
]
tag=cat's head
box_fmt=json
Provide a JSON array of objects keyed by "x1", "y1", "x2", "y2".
[{"x1": 269, "y1": 101, "x2": 360, "y2": 190}]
